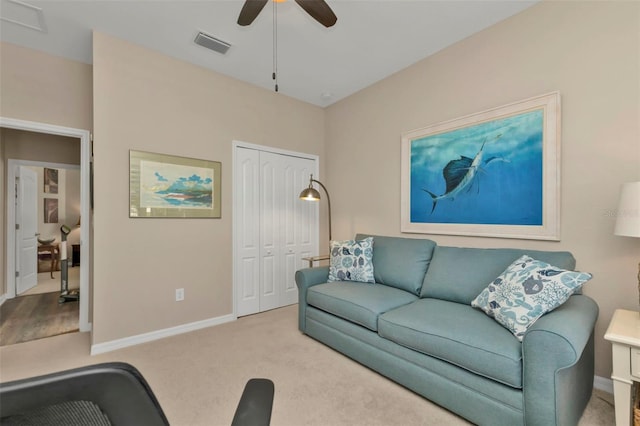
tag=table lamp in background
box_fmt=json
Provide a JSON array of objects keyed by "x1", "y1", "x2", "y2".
[{"x1": 614, "y1": 181, "x2": 640, "y2": 307}]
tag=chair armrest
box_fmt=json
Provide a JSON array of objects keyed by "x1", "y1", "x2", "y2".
[
  {"x1": 522, "y1": 294, "x2": 599, "y2": 426},
  {"x1": 295, "y1": 266, "x2": 329, "y2": 332}
]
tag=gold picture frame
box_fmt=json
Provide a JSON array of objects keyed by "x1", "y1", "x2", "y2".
[{"x1": 129, "y1": 150, "x2": 221, "y2": 218}]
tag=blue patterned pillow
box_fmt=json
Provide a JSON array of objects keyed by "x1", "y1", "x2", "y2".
[
  {"x1": 328, "y1": 237, "x2": 375, "y2": 283},
  {"x1": 471, "y1": 255, "x2": 592, "y2": 341}
]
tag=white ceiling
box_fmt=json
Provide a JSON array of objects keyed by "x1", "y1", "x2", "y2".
[{"x1": 0, "y1": 0, "x2": 538, "y2": 107}]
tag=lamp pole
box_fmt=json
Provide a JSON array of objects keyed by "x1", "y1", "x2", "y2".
[
  {"x1": 310, "y1": 177, "x2": 332, "y2": 241},
  {"x1": 300, "y1": 174, "x2": 332, "y2": 242}
]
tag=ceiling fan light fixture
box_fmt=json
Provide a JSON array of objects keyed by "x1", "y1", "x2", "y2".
[
  {"x1": 194, "y1": 31, "x2": 231, "y2": 55},
  {"x1": 238, "y1": 0, "x2": 337, "y2": 28}
]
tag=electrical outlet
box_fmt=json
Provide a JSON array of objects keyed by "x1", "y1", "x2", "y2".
[{"x1": 175, "y1": 288, "x2": 184, "y2": 302}]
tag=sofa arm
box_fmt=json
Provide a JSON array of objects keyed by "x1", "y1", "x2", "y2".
[
  {"x1": 295, "y1": 267, "x2": 329, "y2": 332},
  {"x1": 522, "y1": 294, "x2": 599, "y2": 426}
]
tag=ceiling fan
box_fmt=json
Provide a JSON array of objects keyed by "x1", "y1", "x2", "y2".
[{"x1": 237, "y1": 0, "x2": 337, "y2": 28}]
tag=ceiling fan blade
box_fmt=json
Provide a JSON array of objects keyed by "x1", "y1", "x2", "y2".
[
  {"x1": 237, "y1": 0, "x2": 269, "y2": 26},
  {"x1": 294, "y1": 0, "x2": 337, "y2": 28}
]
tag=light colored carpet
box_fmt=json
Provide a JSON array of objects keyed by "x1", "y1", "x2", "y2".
[
  {"x1": 0, "y1": 305, "x2": 615, "y2": 425},
  {"x1": 21, "y1": 267, "x2": 80, "y2": 296}
]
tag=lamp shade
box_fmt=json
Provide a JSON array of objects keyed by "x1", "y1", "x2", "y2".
[
  {"x1": 614, "y1": 182, "x2": 640, "y2": 237},
  {"x1": 299, "y1": 187, "x2": 321, "y2": 201}
]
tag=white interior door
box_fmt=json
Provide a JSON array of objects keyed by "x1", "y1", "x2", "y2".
[{"x1": 16, "y1": 166, "x2": 38, "y2": 295}]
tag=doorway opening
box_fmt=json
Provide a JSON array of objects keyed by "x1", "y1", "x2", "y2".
[{"x1": 1, "y1": 117, "x2": 91, "y2": 339}]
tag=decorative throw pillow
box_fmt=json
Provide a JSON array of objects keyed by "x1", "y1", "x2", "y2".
[
  {"x1": 471, "y1": 255, "x2": 592, "y2": 341},
  {"x1": 328, "y1": 237, "x2": 375, "y2": 283}
]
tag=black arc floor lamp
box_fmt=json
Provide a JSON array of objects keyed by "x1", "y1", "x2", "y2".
[{"x1": 299, "y1": 174, "x2": 332, "y2": 241}]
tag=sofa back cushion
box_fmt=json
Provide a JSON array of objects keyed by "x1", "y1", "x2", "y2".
[
  {"x1": 356, "y1": 234, "x2": 436, "y2": 296},
  {"x1": 419, "y1": 246, "x2": 576, "y2": 304}
]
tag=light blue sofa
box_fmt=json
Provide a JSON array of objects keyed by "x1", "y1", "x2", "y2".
[{"x1": 295, "y1": 234, "x2": 598, "y2": 426}]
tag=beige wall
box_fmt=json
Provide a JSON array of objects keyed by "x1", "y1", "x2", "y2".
[
  {"x1": 92, "y1": 32, "x2": 325, "y2": 344},
  {"x1": 2, "y1": 128, "x2": 81, "y2": 165},
  {"x1": 325, "y1": 1, "x2": 640, "y2": 378},
  {"x1": 0, "y1": 42, "x2": 93, "y2": 130}
]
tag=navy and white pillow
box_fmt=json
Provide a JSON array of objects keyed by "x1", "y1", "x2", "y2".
[
  {"x1": 471, "y1": 255, "x2": 592, "y2": 341},
  {"x1": 328, "y1": 237, "x2": 375, "y2": 283}
]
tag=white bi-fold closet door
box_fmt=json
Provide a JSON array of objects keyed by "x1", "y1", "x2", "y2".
[{"x1": 234, "y1": 145, "x2": 318, "y2": 316}]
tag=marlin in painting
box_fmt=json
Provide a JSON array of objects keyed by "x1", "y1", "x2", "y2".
[{"x1": 423, "y1": 134, "x2": 507, "y2": 213}]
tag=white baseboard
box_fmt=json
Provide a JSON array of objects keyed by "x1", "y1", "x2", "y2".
[
  {"x1": 90, "y1": 313, "x2": 236, "y2": 355},
  {"x1": 594, "y1": 374, "x2": 614, "y2": 394},
  {"x1": 0, "y1": 294, "x2": 6, "y2": 306}
]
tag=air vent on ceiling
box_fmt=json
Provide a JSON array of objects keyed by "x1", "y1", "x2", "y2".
[
  {"x1": 194, "y1": 31, "x2": 231, "y2": 55},
  {"x1": 0, "y1": 0, "x2": 47, "y2": 32}
]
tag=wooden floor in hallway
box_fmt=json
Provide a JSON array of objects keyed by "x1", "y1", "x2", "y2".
[{"x1": 0, "y1": 292, "x2": 79, "y2": 346}]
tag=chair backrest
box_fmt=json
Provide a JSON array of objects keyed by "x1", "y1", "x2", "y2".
[{"x1": 0, "y1": 362, "x2": 169, "y2": 426}]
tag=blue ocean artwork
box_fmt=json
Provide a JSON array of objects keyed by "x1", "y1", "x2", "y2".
[
  {"x1": 139, "y1": 160, "x2": 213, "y2": 209},
  {"x1": 410, "y1": 109, "x2": 543, "y2": 225}
]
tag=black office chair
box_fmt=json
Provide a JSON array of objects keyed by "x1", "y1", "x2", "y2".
[{"x1": 0, "y1": 362, "x2": 274, "y2": 426}]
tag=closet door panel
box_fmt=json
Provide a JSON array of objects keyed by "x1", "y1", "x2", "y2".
[
  {"x1": 281, "y1": 156, "x2": 315, "y2": 306},
  {"x1": 281, "y1": 163, "x2": 298, "y2": 305},
  {"x1": 259, "y1": 153, "x2": 282, "y2": 311},
  {"x1": 235, "y1": 148, "x2": 260, "y2": 316}
]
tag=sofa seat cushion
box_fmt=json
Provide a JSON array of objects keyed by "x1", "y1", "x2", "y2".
[
  {"x1": 307, "y1": 282, "x2": 418, "y2": 331},
  {"x1": 378, "y1": 299, "x2": 523, "y2": 388}
]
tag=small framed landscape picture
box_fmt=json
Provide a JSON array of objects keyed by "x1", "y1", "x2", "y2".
[{"x1": 129, "y1": 150, "x2": 222, "y2": 218}]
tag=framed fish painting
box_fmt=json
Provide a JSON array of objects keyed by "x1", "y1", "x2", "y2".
[
  {"x1": 401, "y1": 92, "x2": 560, "y2": 240},
  {"x1": 130, "y1": 150, "x2": 221, "y2": 218}
]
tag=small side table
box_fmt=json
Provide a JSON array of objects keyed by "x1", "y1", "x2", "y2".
[
  {"x1": 302, "y1": 255, "x2": 330, "y2": 268},
  {"x1": 37, "y1": 243, "x2": 59, "y2": 279},
  {"x1": 605, "y1": 309, "x2": 640, "y2": 425}
]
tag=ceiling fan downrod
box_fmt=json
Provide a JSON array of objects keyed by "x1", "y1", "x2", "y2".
[
  {"x1": 237, "y1": 0, "x2": 337, "y2": 94},
  {"x1": 273, "y1": 0, "x2": 279, "y2": 92}
]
